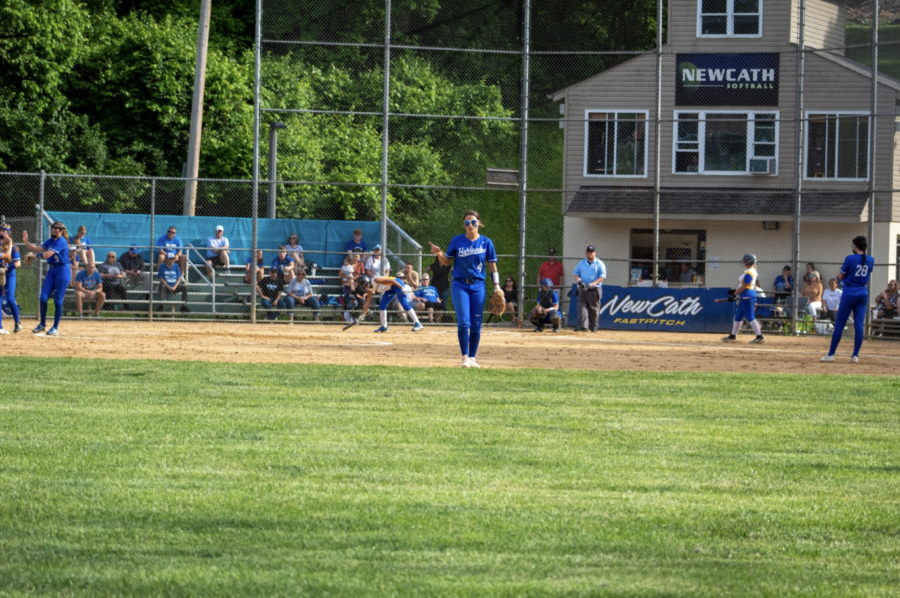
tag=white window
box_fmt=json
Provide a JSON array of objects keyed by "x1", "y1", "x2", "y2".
[
  {"x1": 698, "y1": 0, "x2": 762, "y2": 37},
  {"x1": 804, "y1": 112, "x2": 870, "y2": 181},
  {"x1": 584, "y1": 111, "x2": 648, "y2": 178},
  {"x1": 673, "y1": 111, "x2": 779, "y2": 174}
]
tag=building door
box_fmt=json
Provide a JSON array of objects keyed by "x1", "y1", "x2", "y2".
[{"x1": 630, "y1": 229, "x2": 707, "y2": 283}]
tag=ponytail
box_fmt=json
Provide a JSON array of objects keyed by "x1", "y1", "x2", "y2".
[{"x1": 852, "y1": 235, "x2": 868, "y2": 268}]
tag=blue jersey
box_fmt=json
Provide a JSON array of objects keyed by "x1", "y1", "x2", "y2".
[
  {"x1": 41, "y1": 236, "x2": 70, "y2": 266},
  {"x1": 157, "y1": 234, "x2": 183, "y2": 255},
  {"x1": 2, "y1": 246, "x2": 20, "y2": 272},
  {"x1": 446, "y1": 234, "x2": 497, "y2": 281},
  {"x1": 158, "y1": 263, "x2": 182, "y2": 287},
  {"x1": 415, "y1": 285, "x2": 440, "y2": 303},
  {"x1": 840, "y1": 254, "x2": 874, "y2": 289},
  {"x1": 271, "y1": 256, "x2": 293, "y2": 272},
  {"x1": 380, "y1": 277, "x2": 406, "y2": 297},
  {"x1": 75, "y1": 270, "x2": 102, "y2": 291}
]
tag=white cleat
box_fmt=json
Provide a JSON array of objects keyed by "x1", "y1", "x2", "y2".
[
  {"x1": 820, "y1": 355, "x2": 835, "y2": 362},
  {"x1": 851, "y1": 356, "x2": 859, "y2": 364},
  {"x1": 460, "y1": 356, "x2": 471, "y2": 368},
  {"x1": 468, "y1": 357, "x2": 481, "y2": 369},
  {"x1": 0, "y1": 328, "x2": 9, "y2": 335}
]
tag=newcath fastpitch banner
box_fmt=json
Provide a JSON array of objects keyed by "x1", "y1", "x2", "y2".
[{"x1": 567, "y1": 285, "x2": 734, "y2": 332}]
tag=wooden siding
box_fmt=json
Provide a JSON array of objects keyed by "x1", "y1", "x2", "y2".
[
  {"x1": 558, "y1": 51, "x2": 897, "y2": 222},
  {"x1": 791, "y1": 0, "x2": 846, "y2": 52}
]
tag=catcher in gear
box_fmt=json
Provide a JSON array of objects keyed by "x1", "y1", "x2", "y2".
[{"x1": 530, "y1": 278, "x2": 561, "y2": 332}]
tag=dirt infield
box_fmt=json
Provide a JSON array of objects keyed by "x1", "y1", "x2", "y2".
[{"x1": 6, "y1": 320, "x2": 898, "y2": 375}]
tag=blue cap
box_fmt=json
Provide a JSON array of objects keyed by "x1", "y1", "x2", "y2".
[
  {"x1": 374, "y1": 244, "x2": 381, "y2": 250},
  {"x1": 129, "y1": 244, "x2": 138, "y2": 253},
  {"x1": 541, "y1": 278, "x2": 553, "y2": 287}
]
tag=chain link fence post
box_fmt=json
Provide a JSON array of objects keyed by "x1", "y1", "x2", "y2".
[{"x1": 516, "y1": 0, "x2": 531, "y2": 322}]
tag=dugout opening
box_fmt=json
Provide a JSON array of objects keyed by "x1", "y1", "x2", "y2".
[{"x1": 630, "y1": 228, "x2": 707, "y2": 284}]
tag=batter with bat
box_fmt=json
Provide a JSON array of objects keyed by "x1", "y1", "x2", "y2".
[
  {"x1": 722, "y1": 253, "x2": 765, "y2": 344},
  {"x1": 429, "y1": 210, "x2": 501, "y2": 369},
  {"x1": 353, "y1": 273, "x2": 424, "y2": 333}
]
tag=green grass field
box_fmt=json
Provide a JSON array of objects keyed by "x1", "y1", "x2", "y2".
[{"x1": 2, "y1": 358, "x2": 900, "y2": 597}]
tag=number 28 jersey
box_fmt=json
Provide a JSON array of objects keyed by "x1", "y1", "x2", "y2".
[{"x1": 840, "y1": 254, "x2": 875, "y2": 289}]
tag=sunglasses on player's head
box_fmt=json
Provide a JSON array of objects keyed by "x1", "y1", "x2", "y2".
[
  {"x1": 51, "y1": 226, "x2": 63, "y2": 231},
  {"x1": 463, "y1": 219, "x2": 478, "y2": 226},
  {"x1": 168, "y1": 230, "x2": 176, "y2": 234}
]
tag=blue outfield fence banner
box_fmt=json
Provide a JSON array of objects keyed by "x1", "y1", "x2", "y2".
[
  {"x1": 567, "y1": 285, "x2": 735, "y2": 333},
  {"x1": 47, "y1": 212, "x2": 383, "y2": 269}
]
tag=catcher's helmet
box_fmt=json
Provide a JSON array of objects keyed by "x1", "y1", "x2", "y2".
[
  {"x1": 357, "y1": 274, "x2": 372, "y2": 289},
  {"x1": 742, "y1": 253, "x2": 757, "y2": 266},
  {"x1": 540, "y1": 278, "x2": 553, "y2": 287}
]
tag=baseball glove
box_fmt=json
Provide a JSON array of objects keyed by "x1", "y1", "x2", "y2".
[{"x1": 488, "y1": 289, "x2": 506, "y2": 317}]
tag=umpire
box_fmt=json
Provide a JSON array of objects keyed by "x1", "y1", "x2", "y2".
[{"x1": 573, "y1": 245, "x2": 606, "y2": 332}]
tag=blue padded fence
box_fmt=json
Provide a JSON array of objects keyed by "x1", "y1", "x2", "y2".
[{"x1": 46, "y1": 212, "x2": 384, "y2": 269}]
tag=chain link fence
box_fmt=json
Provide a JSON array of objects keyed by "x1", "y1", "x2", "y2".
[{"x1": 1, "y1": 0, "x2": 899, "y2": 337}]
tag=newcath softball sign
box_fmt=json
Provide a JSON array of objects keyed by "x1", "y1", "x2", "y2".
[
  {"x1": 567, "y1": 286, "x2": 735, "y2": 332},
  {"x1": 676, "y1": 53, "x2": 779, "y2": 106}
]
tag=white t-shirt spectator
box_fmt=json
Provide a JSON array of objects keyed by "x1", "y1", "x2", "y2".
[
  {"x1": 822, "y1": 288, "x2": 842, "y2": 311},
  {"x1": 364, "y1": 255, "x2": 388, "y2": 277},
  {"x1": 207, "y1": 236, "x2": 229, "y2": 258},
  {"x1": 340, "y1": 263, "x2": 354, "y2": 286},
  {"x1": 287, "y1": 277, "x2": 313, "y2": 298}
]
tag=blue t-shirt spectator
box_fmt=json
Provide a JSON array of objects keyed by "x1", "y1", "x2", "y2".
[
  {"x1": 75, "y1": 269, "x2": 102, "y2": 291},
  {"x1": 414, "y1": 286, "x2": 440, "y2": 303},
  {"x1": 158, "y1": 262, "x2": 182, "y2": 287},
  {"x1": 271, "y1": 255, "x2": 293, "y2": 273},
  {"x1": 773, "y1": 274, "x2": 793, "y2": 292},
  {"x1": 157, "y1": 233, "x2": 183, "y2": 256},
  {"x1": 345, "y1": 238, "x2": 368, "y2": 253}
]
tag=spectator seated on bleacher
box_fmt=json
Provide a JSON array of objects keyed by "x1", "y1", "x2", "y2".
[
  {"x1": 285, "y1": 270, "x2": 320, "y2": 322},
  {"x1": 97, "y1": 251, "x2": 127, "y2": 307},
  {"x1": 285, "y1": 235, "x2": 304, "y2": 270},
  {"x1": 271, "y1": 246, "x2": 294, "y2": 284},
  {"x1": 158, "y1": 253, "x2": 190, "y2": 312},
  {"x1": 340, "y1": 252, "x2": 365, "y2": 323},
  {"x1": 75, "y1": 262, "x2": 105, "y2": 319},
  {"x1": 205, "y1": 225, "x2": 230, "y2": 277},
  {"x1": 402, "y1": 262, "x2": 419, "y2": 288},
  {"x1": 257, "y1": 268, "x2": 286, "y2": 321},
  {"x1": 345, "y1": 228, "x2": 368, "y2": 255},
  {"x1": 245, "y1": 250, "x2": 265, "y2": 284},
  {"x1": 802, "y1": 262, "x2": 821, "y2": 294},
  {"x1": 69, "y1": 225, "x2": 95, "y2": 273},
  {"x1": 364, "y1": 245, "x2": 387, "y2": 277},
  {"x1": 874, "y1": 280, "x2": 899, "y2": 320},
  {"x1": 821, "y1": 278, "x2": 842, "y2": 322},
  {"x1": 802, "y1": 272, "x2": 823, "y2": 317},
  {"x1": 119, "y1": 244, "x2": 145, "y2": 286},
  {"x1": 157, "y1": 226, "x2": 186, "y2": 273},
  {"x1": 772, "y1": 265, "x2": 793, "y2": 306},
  {"x1": 411, "y1": 274, "x2": 442, "y2": 323}
]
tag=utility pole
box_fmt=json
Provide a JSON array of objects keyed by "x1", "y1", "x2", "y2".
[
  {"x1": 267, "y1": 122, "x2": 287, "y2": 219},
  {"x1": 183, "y1": 0, "x2": 212, "y2": 216}
]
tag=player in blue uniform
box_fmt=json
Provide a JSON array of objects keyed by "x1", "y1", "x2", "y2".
[
  {"x1": 722, "y1": 253, "x2": 765, "y2": 344},
  {"x1": 0, "y1": 224, "x2": 22, "y2": 333},
  {"x1": 357, "y1": 273, "x2": 424, "y2": 333},
  {"x1": 429, "y1": 210, "x2": 502, "y2": 368},
  {"x1": 821, "y1": 235, "x2": 874, "y2": 363},
  {"x1": 21, "y1": 222, "x2": 71, "y2": 336}
]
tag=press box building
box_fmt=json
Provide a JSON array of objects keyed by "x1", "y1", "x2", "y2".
[{"x1": 552, "y1": 0, "x2": 899, "y2": 288}]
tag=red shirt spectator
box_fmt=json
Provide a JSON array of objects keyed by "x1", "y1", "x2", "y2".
[{"x1": 538, "y1": 248, "x2": 563, "y2": 288}]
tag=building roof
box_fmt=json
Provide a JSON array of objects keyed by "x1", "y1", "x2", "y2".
[{"x1": 567, "y1": 186, "x2": 869, "y2": 221}]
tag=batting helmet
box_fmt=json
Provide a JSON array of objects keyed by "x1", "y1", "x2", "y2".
[
  {"x1": 357, "y1": 274, "x2": 372, "y2": 289},
  {"x1": 742, "y1": 253, "x2": 757, "y2": 266}
]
